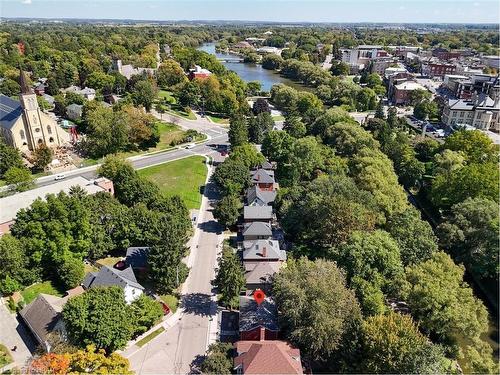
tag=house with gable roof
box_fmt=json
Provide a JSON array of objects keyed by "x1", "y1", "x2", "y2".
[{"x1": 82, "y1": 265, "x2": 144, "y2": 304}]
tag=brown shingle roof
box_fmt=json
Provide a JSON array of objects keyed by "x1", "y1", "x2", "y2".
[{"x1": 234, "y1": 340, "x2": 303, "y2": 374}]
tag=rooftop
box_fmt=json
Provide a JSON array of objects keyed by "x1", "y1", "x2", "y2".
[
  {"x1": 0, "y1": 94, "x2": 23, "y2": 130},
  {"x1": 0, "y1": 176, "x2": 110, "y2": 225},
  {"x1": 242, "y1": 239, "x2": 286, "y2": 261},
  {"x1": 83, "y1": 265, "x2": 144, "y2": 291},
  {"x1": 243, "y1": 205, "x2": 273, "y2": 220},
  {"x1": 235, "y1": 340, "x2": 303, "y2": 375},
  {"x1": 242, "y1": 221, "x2": 272, "y2": 238},
  {"x1": 244, "y1": 262, "x2": 281, "y2": 285},
  {"x1": 239, "y1": 295, "x2": 279, "y2": 333}
]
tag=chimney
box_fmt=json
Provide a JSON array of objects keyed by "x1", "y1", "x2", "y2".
[
  {"x1": 262, "y1": 246, "x2": 267, "y2": 257},
  {"x1": 256, "y1": 173, "x2": 260, "y2": 181},
  {"x1": 259, "y1": 326, "x2": 265, "y2": 341}
]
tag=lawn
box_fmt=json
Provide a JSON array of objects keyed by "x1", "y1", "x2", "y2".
[
  {"x1": 0, "y1": 344, "x2": 13, "y2": 368},
  {"x1": 20, "y1": 281, "x2": 64, "y2": 305},
  {"x1": 95, "y1": 256, "x2": 122, "y2": 268},
  {"x1": 138, "y1": 156, "x2": 207, "y2": 210},
  {"x1": 167, "y1": 105, "x2": 197, "y2": 120},
  {"x1": 157, "y1": 90, "x2": 176, "y2": 104},
  {"x1": 208, "y1": 115, "x2": 229, "y2": 124},
  {"x1": 160, "y1": 294, "x2": 179, "y2": 313},
  {"x1": 136, "y1": 327, "x2": 165, "y2": 347}
]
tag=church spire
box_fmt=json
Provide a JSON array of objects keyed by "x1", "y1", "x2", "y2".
[{"x1": 19, "y1": 67, "x2": 32, "y2": 94}]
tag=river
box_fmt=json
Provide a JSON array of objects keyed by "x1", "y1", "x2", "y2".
[{"x1": 197, "y1": 43, "x2": 310, "y2": 92}]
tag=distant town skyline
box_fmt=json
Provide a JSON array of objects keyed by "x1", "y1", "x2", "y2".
[{"x1": 2, "y1": 0, "x2": 499, "y2": 24}]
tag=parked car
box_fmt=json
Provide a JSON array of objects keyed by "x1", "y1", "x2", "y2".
[
  {"x1": 185, "y1": 143, "x2": 196, "y2": 149},
  {"x1": 54, "y1": 174, "x2": 66, "y2": 181}
]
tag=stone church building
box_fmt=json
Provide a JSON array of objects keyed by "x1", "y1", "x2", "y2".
[{"x1": 0, "y1": 70, "x2": 69, "y2": 152}]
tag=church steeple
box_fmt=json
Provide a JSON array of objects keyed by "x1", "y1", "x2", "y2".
[{"x1": 19, "y1": 67, "x2": 32, "y2": 94}]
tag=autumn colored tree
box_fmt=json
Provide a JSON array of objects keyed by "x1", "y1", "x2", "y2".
[{"x1": 29, "y1": 353, "x2": 70, "y2": 375}]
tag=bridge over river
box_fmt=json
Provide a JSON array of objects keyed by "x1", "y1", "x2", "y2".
[{"x1": 217, "y1": 57, "x2": 244, "y2": 63}]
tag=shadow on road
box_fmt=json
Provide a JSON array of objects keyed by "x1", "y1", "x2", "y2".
[
  {"x1": 189, "y1": 354, "x2": 205, "y2": 374},
  {"x1": 198, "y1": 219, "x2": 223, "y2": 234},
  {"x1": 180, "y1": 293, "x2": 218, "y2": 317}
]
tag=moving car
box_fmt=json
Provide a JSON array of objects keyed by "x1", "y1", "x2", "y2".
[
  {"x1": 54, "y1": 174, "x2": 66, "y2": 180},
  {"x1": 185, "y1": 143, "x2": 196, "y2": 149}
]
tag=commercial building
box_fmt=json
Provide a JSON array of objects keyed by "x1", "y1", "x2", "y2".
[
  {"x1": 392, "y1": 81, "x2": 427, "y2": 105},
  {"x1": 442, "y1": 92, "x2": 500, "y2": 131}
]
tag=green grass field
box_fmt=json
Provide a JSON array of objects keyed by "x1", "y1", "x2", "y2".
[
  {"x1": 160, "y1": 294, "x2": 179, "y2": 313},
  {"x1": 138, "y1": 156, "x2": 207, "y2": 209},
  {"x1": 208, "y1": 115, "x2": 229, "y2": 124},
  {"x1": 20, "y1": 281, "x2": 64, "y2": 305}
]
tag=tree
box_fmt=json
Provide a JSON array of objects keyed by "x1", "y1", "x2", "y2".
[
  {"x1": 324, "y1": 122, "x2": 379, "y2": 157},
  {"x1": 283, "y1": 115, "x2": 306, "y2": 138},
  {"x1": 408, "y1": 89, "x2": 432, "y2": 106},
  {"x1": 387, "y1": 106, "x2": 398, "y2": 128},
  {"x1": 349, "y1": 147, "x2": 408, "y2": 218},
  {"x1": 272, "y1": 258, "x2": 361, "y2": 369},
  {"x1": 252, "y1": 98, "x2": 270, "y2": 115},
  {"x1": 443, "y1": 129, "x2": 497, "y2": 164},
  {"x1": 213, "y1": 194, "x2": 242, "y2": 228},
  {"x1": 32, "y1": 144, "x2": 53, "y2": 171},
  {"x1": 401, "y1": 252, "x2": 489, "y2": 349},
  {"x1": 129, "y1": 295, "x2": 163, "y2": 336},
  {"x1": 62, "y1": 286, "x2": 133, "y2": 352},
  {"x1": 0, "y1": 140, "x2": 24, "y2": 178},
  {"x1": 132, "y1": 79, "x2": 157, "y2": 111},
  {"x1": 4, "y1": 166, "x2": 34, "y2": 192},
  {"x1": 414, "y1": 137, "x2": 440, "y2": 162},
  {"x1": 332, "y1": 230, "x2": 403, "y2": 315},
  {"x1": 374, "y1": 100, "x2": 384, "y2": 119},
  {"x1": 228, "y1": 114, "x2": 248, "y2": 147},
  {"x1": 84, "y1": 71, "x2": 115, "y2": 93},
  {"x1": 0, "y1": 234, "x2": 35, "y2": 294},
  {"x1": 433, "y1": 149, "x2": 465, "y2": 176},
  {"x1": 330, "y1": 60, "x2": 350, "y2": 76},
  {"x1": 261, "y1": 54, "x2": 284, "y2": 70},
  {"x1": 29, "y1": 353, "x2": 70, "y2": 375},
  {"x1": 414, "y1": 99, "x2": 438, "y2": 120},
  {"x1": 69, "y1": 345, "x2": 132, "y2": 374},
  {"x1": 157, "y1": 59, "x2": 187, "y2": 88},
  {"x1": 246, "y1": 81, "x2": 262, "y2": 96},
  {"x1": 270, "y1": 84, "x2": 298, "y2": 114},
  {"x1": 439, "y1": 197, "x2": 499, "y2": 279},
  {"x1": 248, "y1": 112, "x2": 274, "y2": 144},
  {"x1": 200, "y1": 342, "x2": 233, "y2": 375},
  {"x1": 0, "y1": 78, "x2": 21, "y2": 96},
  {"x1": 58, "y1": 254, "x2": 84, "y2": 290},
  {"x1": 213, "y1": 158, "x2": 250, "y2": 195},
  {"x1": 213, "y1": 246, "x2": 245, "y2": 309},
  {"x1": 386, "y1": 207, "x2": 438, "y2": 266},
  {"x1": 359, "y1": 312, "x2": 447, "y2": 374},
  {"x1": 430, "y1": 162, "x2": 499, "y2": 208}
]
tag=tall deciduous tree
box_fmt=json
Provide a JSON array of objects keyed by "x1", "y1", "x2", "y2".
[
  {"x1": 213, "y1": 194, "x2": 242, "y2": 228},
  {"x1": 62, "y1": 287, "x2": 133, "y2": 352},
  {"x1": 438, "y1": 197, "x2": 499, "y2": 279},
  {"x1": 359, "y1": 312, "x2": 447, "y2": 374},
  {"x1": 129, "y1": 295, "x2": 164, "y2": 336},
  {"x1": 0, "y1": 140, "x2": 24, "y2": 178},
  {"x1": 248, "y1": 112, "x2": 275, "y2": 144},
  {"x1": 386, "y1": 207, "x2": 438, "y2": 266},
  {"x1": 32, "y1": 144, "x2": 53, "y2": 171},
  {"x1": 213, "y1": 246, "x2": 245, "y2": 309}
]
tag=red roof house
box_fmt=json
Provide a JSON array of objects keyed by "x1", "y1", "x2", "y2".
[{"x1": 234, "y1": 340, "x2": 304, "y2": 374}]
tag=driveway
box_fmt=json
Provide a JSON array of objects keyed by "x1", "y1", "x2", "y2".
[
  {"x1": 128, "y1": 161, "x2": 223, "y2": 374},
  {"x1": 0, "y1": 301, "x2": 35, "y2": 370}
]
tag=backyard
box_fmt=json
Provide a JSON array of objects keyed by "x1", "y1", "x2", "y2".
[
  {"x1": 20, "y1": 281, "x2": 64, "y2": 305},
  {"x1": 138, "y1": 156, "x2": 207, "y2": 210}
]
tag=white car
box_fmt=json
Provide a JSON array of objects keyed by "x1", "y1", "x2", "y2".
[
  {"x1": 185, "y1": 143, "x2": 196, "y2": 149},
  {"x1": 54, "y1": 174, "x2": 66, "y2": 181}
]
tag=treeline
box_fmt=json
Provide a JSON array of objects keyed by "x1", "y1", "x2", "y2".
[
  {"x1": 251, "y1": 105, "x2": 499, "y2": 373},
  {"x1": 0, "y1": 156, "x2": 191, "y2": 296}
]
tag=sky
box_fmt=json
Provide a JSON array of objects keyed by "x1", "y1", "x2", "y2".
[{"x1": 1, "y1": 0, "x2": 499, "y2": 24}]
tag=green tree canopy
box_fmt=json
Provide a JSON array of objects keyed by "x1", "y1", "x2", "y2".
[{"x1": 213, "y1": 245, "x2": 245, "y2": 309}]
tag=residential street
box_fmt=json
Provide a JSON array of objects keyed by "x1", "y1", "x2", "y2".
[{"x1": 128, "y1": 164, "x2": 223, "y2": 374}]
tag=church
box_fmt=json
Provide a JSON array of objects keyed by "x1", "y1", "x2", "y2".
[{"x1": 0, "y1": 70, "x2": 69, "y2": 152}]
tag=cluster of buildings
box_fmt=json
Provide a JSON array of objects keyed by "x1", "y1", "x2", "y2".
[{"x1": 229, "y1": 160, "x2": 304, "y2": 374}]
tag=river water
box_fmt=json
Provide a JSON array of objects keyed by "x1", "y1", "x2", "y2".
[{"x1": 197, "y1": 43, "x2": 309, "y2": 92}]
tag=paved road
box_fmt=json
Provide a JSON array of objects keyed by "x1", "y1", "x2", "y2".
[
  {"x1": 32, "y1": 113, "x2": 228, "y2": 188},
  {"x1": 128, "y1": 164, "x2": 223, "y2": 374}
]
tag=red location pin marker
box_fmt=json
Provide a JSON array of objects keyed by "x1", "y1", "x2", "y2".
[{"x1": 253, "y1": 289, "x2": 266, "y2": 305}]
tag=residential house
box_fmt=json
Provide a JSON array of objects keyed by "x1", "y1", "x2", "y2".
[
  {"x1": 242, "y1": 222, "x2": 272, "y2": 242},
  {"x1": 246, "y1": 186, "x2": 276, "y2": 206},
  {"x1": 239, "y1": 295, "x2": 279, "y2": 341},
  {"x1": 250, "y1": 169, "x2": 276, "y2": 191},
  {"x1": 83, "y1": 265, "x2": 144, "y2": 304},
  {"x1": 234, "y1": 340, "x2": 303, "y2": 374},
  {"x1": 243, "y1": 206, "x2": 273, "y2": 223},
  {"x1": 34, "y1": 83, "x2": 46, "y2": 96},
  {"x1": 112, "y1": 58, "x2": 157, "y2": 80},
  {"x1": 19, "y1": 288, "x2": 84, "y2": 352},
  {"x1": 188, "y1": 65, "x2": 212, "y2": 80},
  {"x1": 62, "y1": 85, "x2": 96, "y2": 101},
  {"x1": 442, "y1": 92, "x2": 500, "y2": 131},
  {"x1": 242, "y1": 239, "x2": 286, "y2": 262},
  {"x1": 244, "y1": 262, "x2": 281, "y2": 294},
  {"x1": 0, "y1": 176, "x2": 113, "y2": 236},
  {"x1": 65, "y1": 103, "x2": 83, "y2": 121}
]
